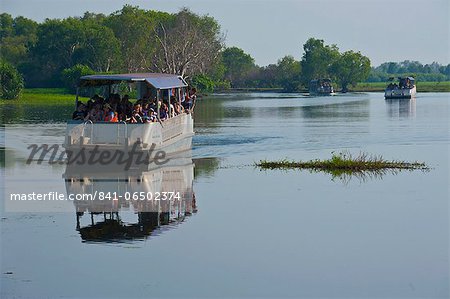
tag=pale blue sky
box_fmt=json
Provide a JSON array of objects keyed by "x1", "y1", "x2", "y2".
[{"x1": 2, "y1": 0, "x2": 449, "y2": 66}]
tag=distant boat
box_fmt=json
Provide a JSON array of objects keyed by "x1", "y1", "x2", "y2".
[
  {"x1": 309, "y1": 78, "x2": 335, "y2": 96},
  {"x1": 384, "y1": 76, "x2": 416, "y2": 99}
]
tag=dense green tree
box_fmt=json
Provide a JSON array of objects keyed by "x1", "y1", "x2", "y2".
[
  {"x1": 368, "y1": 60, "x2": 450, "y2": 82},
  {"x1": 300, "y1": 38, "x2": 339, "y2": 85},
  {"x1": 256, "y1": 64, "x2": 278, "y2": 88},
  {"x1": 275, "y1": 56, "x2": 301, "y2": 92},
  {"x1": 61, "y1": 64, "x2": 95, "y2": 92},
  {"x1": 28, "y1": 18, "x2": 86, "y2": 86},
  {"x1": 27, "y1": 16, "x2": 121, "y2": 86},
  {"x1": 191, "y1": 74, "x2": 216, "y2": 92},
  {"x1": 439, "y1": 64, "x2": 450, "y2": 77},
  {"x1": 0, "y1": 60, "x2": 24, "y2": 99},
  {"x1": 221, "y1": 47, "x2": 256, "y2": 87},
  {"x1": 104, "y1": 5, "x2": 169, "y2": 72},
  {"x1": 330, "y1": 50, "x2": 371, "y2": 91},
  {"x1": 0, "y1": 13, "x2": 14, "y2": 38},
  {"x1": 0, "y1": 14, "x2": 38, "y2": 66},
  {"x1": 76, "y1": 21, "x2": 121, "y2": 72}
]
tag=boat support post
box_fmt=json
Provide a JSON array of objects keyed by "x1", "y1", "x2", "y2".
[
  {"x1": 156, "y1": 89, "x2": 162, "y2": 126},
  {"x1": 168, "y1": 89, "x2": 172, "y2": 118},
  {"x1": 75, "y1": 87, "x2": 79, "y2": 108}
]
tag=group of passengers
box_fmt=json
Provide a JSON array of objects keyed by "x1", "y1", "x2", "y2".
[
  {"x1": 387, "y1": 78, "x2": 414, "y2": 90},
  {"x1": 72, "y1": 88, "x2": 197, "y2": 123}
]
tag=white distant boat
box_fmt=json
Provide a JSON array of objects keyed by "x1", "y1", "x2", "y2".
[
  {"x1": 63, "y1": 73, "x2": 194, "y2": 167},
  {"x1": 384, "y1": 76, "x2": 417, "y2": 99},
  {"x1": 309, "y1": 78, "x2": 335, "y2": 96}
]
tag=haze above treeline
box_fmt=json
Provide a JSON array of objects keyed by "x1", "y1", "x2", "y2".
[{"x1": 1, "y1": 5, "x2": 449, "y2": 95}]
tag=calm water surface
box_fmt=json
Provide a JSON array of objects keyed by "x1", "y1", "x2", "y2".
[{"x1": 1, "y1": 92, "x2": 449, "y2": 298}]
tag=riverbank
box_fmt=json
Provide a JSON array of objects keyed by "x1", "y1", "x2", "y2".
[
  {"x1": 1, "y1": 82, "x2": 449, "y2": 105},
  {"x1": 0, "y1": 88, "x2": 83, "y2": 105},
  {"x1": 214, "y1": 81, "x2": 450, "y2": 93}
]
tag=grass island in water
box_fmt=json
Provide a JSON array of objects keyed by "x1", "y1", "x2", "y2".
[{"x1": 256, "y1": 152, "x2": 428, "y2": 179}]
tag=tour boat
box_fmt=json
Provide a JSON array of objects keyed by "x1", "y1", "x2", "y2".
[
  {"x1": 63, "y1": 73, "x2": 194, "y2": 168},
  {"x1": 309, "y1": 78, "x2": 335, "y2": 96},
  {"x1": 384, "y1": 76, "x2": 416, "y2": 99}
]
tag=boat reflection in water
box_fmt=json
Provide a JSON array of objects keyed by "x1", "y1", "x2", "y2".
[
  {"x1": 385, "y1": 97, "x2": 416, "y2": 118},
  {"x1": 63, "y1": 151, "x2": 196, "y2": 243}
]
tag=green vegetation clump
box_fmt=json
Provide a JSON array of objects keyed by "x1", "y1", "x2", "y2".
[
  {"x1": 0, "y1": 88, "x2": 84, "y2": 107},
  {"x1": 62, "y1": 64, "x2": 96, "y2": 92},
  {"x1": 256, "y1": 152, "x2": 428, "y2": 179},
  {"x1": 0, "y1": 60, "x2": 24, "y2": 99}
]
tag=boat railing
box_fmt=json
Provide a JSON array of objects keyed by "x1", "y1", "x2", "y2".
[
  {"x1": 117, "y1": 121, "x2": 127, "y2": 145},
  {"x1": 66, "y1": 113, "x2": 192, "y2": 148},
  {"x1": 83, "y1": 120, "x2": 94, "y2": 144}
]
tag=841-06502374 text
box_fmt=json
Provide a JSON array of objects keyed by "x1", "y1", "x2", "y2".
[{"x1": 9, "y1": 191, "x2": 181, "y2": 201}]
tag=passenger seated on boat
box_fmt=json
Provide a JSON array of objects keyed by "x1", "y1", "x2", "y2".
[
  {"x1": 173, "y1": 101, "x2": 184, "y2": 115},
  {"x1": 87, "y1": 94, "x2": 100, "y2": 109},
  {"x1": 147, "y1": 98, "x2": 156, "y2": 111},
  {"x1": 131, "y1": 104, "x2": 143, "y2": 123},
  {"x1": 142, "y1": 102, "x2": 150, "y2": 115},
  {"x1": 120, "y1": 95, "x2": 132, "y2": 109},
  {"x1": 169, "y1": 98, "x2": 176, "y2": 118},
  {"x1": 142, "y1": 108, "x2": 158, "y2": 123},
  {"x1": 72, "y1": 103, "x2": 87, "y2": 120},
  {"x1": 160, "y1": 103, "x2": 169, "y2": 120},
  {"x1": 141, "y1": 102, "x2": 156, "y2": 122},
  {"x1": 117, "y1": 111, "x2": 126, "y2": 122},
  {"x1": 150, "y1": 109, "x2": 158, "y2": 122},
  {"x1": 111, "y1": 93, "x2": 121, "y2": 106},
  {"x1": 85, "y1": 104, "x2": 103, "y2": 122},
  {"x1": 183, "y1": 88, "x2": 197, "y2": 111},
  {"x1": 103, "y1": 104, "x2": 118, "y2": 122}
]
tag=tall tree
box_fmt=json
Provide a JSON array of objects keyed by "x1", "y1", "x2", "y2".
[
  {"x1": 152, "y1": 8, "x2": 224, "y2": 78},
  {"x1": 76, "y1": 20, "x2": 121, "y2": 72},
  {"x1": 0, "y1": 14, "x2": 38, "y2": 66},
  {"x1": 104, "y1": 6, "x2": 169, "y2": 73},
  {"x1": 0, "y1": 60, "x2": 24, "y2": 99},
  {"x1": 300, "y1": 38, "x2": 339, "y2": 85},
  {"x1": 330, "y1": 50, "x2": 371, "y2": 91},
  {"x1": 275, "y1": 55, "x2": 301, "y2": 92},
  {"x1": 221, "y1": 47, "x2": 255, "y2": 87}
]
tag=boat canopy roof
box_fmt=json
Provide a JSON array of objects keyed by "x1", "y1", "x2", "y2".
[
  {"x1": 78, "y1": 73, "x2": 188, "y2": 89},
  {"x1": 388, "y1": 76, "x2": 415, "y2": 81},
  {"x1": 310, "y1": 78, "x2": 332, "y2": 83}
]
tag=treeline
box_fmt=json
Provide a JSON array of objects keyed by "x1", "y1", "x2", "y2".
[
  {"x1": 0, "y1": 5, "x2": 372, "y2": 96},
  {"x1": 225, "y1": 38, "x2": 371, "y2": 92},
  {"x1": 367, "y1": 60, "x2": 450, "y2": 82},
  {"x1": 1, "y1": 6, "x2": 224, "y2": 93},
  {"x1": 1, "y1": 5, "x2": 448, "y2": 99}
]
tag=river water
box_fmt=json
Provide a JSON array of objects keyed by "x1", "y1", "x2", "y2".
[{"x1": 1, "y1": 92, "x2": 449, "y2": 298}]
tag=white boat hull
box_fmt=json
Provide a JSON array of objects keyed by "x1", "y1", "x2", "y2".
[
  {"x1": 385, "y1": 85, "x2": 416, "y2": 99},
  {"x1": 63, "y1": 113, "x2": 194, "y2": 170}
]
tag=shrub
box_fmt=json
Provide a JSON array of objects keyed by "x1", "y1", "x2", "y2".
[
  {"x1": 61, "y1": 64, "x2": 95, "y2": 92},
  {"x1": 0, "y1": 60, "x2": 24, "y2": 99},
  {"x1": 191, "y1": 74, "x2": 216, "y2": 92}
]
